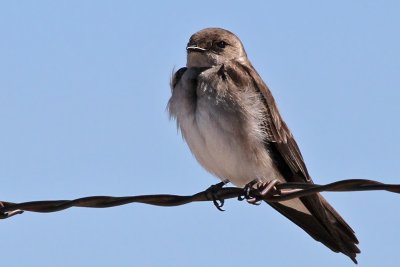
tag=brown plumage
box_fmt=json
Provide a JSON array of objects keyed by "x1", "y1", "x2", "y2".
[{"x1": 168, "y1": 28, "x2": 359, "y2": 263}]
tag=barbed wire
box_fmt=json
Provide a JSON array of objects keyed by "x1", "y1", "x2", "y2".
[{"x1": 1, "y1": 179, "x2": 399, "y2": 220}]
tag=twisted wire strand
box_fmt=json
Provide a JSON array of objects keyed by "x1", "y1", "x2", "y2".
[{"x1": 1, "y1": 179, "x2": 399, "y2": 220}]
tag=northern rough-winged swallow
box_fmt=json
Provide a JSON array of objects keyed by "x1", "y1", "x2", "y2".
[{"x1": 168, "y1": 28, "x2": 360, "y2": 263}]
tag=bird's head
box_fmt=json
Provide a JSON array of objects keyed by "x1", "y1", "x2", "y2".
[{"x1": 186, "y1": 28, "x2": 247, "y2": 68}]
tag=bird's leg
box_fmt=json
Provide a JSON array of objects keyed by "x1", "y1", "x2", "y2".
[
  {"x1": 238, "y1": 180, "x2": 258, "y2": 201},
  {"x1": 205, "y1": 180, "x2": 230, "y2": 211},
  {"x1": 240, "y1": 179, "x2": 281, "y2": 205}
]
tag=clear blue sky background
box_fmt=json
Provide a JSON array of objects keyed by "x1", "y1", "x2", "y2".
[{"x1": 1, "y1": 1, "x2": 399, "y2": 266}]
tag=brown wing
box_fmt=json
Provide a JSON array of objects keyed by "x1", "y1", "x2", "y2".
[
  {"x1": 239, "y1": 62, "x2": 312, "y2": 183},
  {"x1": 232, "y1": 61, "x2": 359, "y2": 262}
]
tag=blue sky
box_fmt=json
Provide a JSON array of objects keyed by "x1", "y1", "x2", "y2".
[{"x1": 1, "y1": 1, "x2": 399, "y2": 266}]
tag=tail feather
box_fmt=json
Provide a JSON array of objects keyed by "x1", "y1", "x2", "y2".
[{"x1": 267, "y1": 194, "x2": 359, "y2": 263}]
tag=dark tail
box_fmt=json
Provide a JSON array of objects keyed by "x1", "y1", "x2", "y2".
[{"x1": 267, "y1": 194, "x2": 360, "y2": 263}]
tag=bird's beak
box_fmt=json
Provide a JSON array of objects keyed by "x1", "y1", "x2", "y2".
[{"x1": 186, "y1": 45, "x2": 207, "y2": 53}]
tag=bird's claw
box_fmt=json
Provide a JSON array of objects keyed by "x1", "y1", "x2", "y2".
[
  {"x1": 212, "y1": 198, "x2": 225, "y2": 211},
  {"x1": 239, "y1": 179, "x2": 281, "y2": 205},
  {"x1": 205, "y1": 180, "x2": 229, "y2": 211},
  {"x1": 238, "y1": 180, "x2": 259, "y2": 204}
]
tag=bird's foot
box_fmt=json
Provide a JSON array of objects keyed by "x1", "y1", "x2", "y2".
[
  {"x1": 238, "y1": 180, "x2": 259, "y2": 203},
  {"x1": 239, "y1": 179, "x2": 281, "y2": 205},
  {"x1": 205, "y1": 180, "x2": 229, "y2": 211}
]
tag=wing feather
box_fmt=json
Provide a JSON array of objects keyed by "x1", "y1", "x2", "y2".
[
  {"x1": 231, "y1": 61, "x2": 359, "y2": 262},
  {"x1": 238, "y1": 62, "x2": 311, "y2": 182}
]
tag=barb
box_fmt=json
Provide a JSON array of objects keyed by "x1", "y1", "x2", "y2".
[{"x1": 1, "y1": 179, "x2": 399, "y2": 220}]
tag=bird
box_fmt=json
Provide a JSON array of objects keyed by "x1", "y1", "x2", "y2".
[{"x1": 168, "y1": 27, "x2": 360, "y2": 263}]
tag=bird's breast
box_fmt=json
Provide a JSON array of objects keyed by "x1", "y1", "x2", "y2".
[{"x1": 169, "y1": 67, "x2": 282, "y2": 186}]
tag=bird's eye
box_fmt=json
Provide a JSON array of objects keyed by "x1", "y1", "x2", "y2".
[{"x1": 216, "y1": 41, "x2": 227, "y2": 49}]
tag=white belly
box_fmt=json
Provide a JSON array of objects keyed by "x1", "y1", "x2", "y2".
[
  {"x1": 177, "y1": 93, "x2": 282, "y2": 187},
  {"x1": 168, "y1": 67, "x2": 310, "y2": 214}
]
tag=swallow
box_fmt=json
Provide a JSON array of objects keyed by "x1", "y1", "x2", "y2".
[{"x1": 168, "y1": 28, "x2": 360, "y2": 263}]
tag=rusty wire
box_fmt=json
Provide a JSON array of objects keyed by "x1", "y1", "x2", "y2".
[{"x1": 1, "y1": 179, "x2": 399, "y2": 220}]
